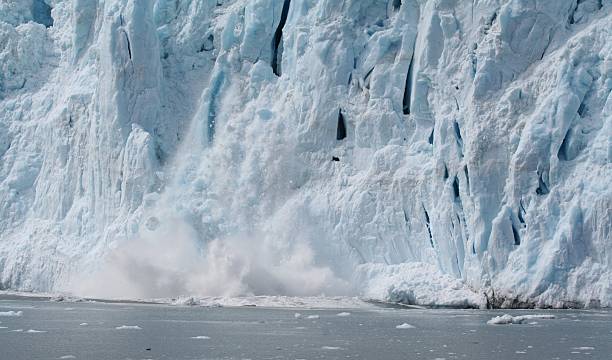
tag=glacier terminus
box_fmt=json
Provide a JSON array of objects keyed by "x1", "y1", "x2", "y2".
[{"x1": 0, "y1": 0, "x2": 610, "y2": 309}]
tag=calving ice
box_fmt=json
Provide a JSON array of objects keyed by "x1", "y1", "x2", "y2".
[{"x1": 0, "y1": 0, "x2": 610, "y2": 308}]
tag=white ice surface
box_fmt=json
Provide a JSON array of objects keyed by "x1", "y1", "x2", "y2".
[
  {"x1": 395, "y1": 322, "x2": 416, "y2": 329},
  {"x1": 190, "y1": 335, "x2": 211, "y2": 340},
  {"x1": 0, "y1": 310, "x2": 23, "y2": 317},
  {"x1": 114, "y1": 325, "x2": 142, "y2": 330},
  {"x1": 0, "y1": 0, "x2": 610, "y2": 308},
  {"x1": 487, "y1": 313, "x2": 555, "y2": 325}
]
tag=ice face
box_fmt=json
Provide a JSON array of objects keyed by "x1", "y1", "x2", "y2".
[{"x1": 0, "y1": 0, "x2": 610, "y2": 308}]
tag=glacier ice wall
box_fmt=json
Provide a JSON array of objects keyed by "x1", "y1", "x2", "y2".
[{"x1": 0, "y1": 0, "x2": 610, "y2": 307}]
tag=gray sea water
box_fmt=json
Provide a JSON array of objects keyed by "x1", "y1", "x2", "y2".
[{"x1": 0, "y1": 297, "x2": 610, "y2": 360}]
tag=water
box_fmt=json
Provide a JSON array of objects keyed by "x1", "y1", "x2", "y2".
[{"x1": 0, "y1": 297, "x2": 610, "y2": 360}]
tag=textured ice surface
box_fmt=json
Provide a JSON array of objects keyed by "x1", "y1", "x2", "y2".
[
  {"x1": 0, "y1": 310, "x2": 23, "y2": 317},
  {"x1": 114, "y1": 325, "x2": 142, "y2": 330},
  {"x1": 0, "y1": 0, "x2": 610, "y2": 308},
  {"x1": 395, "y1": 322, "x2": 416, "y2": 329},
  {"x1": 487, "y1": 313, "x2": 555, "y2": 324}
]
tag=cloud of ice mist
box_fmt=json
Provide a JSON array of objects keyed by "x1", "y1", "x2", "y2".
[{"x1": 70, "y1": 219, "x2": 352, "y2": 299}]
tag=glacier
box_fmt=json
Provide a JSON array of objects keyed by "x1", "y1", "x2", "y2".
[{"x1": 0, "y1": 0, "x2": 610, "y2": 308}]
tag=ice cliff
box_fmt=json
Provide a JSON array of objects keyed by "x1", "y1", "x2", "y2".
[{"x1": 0, "y1": 0, "x2": 610, "y2": 308}]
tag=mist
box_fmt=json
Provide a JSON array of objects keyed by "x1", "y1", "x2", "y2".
[{"x1": 69, "y1": 218, "x2": 352, "y2": 300}]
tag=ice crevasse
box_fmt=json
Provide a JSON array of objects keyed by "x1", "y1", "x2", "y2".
[{"x1": 0, "y1": 0, "x2": 610, "y2": 308}]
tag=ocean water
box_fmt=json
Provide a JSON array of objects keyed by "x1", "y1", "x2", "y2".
[{"x1": 0, "y1": 297, "x2": 610, "y2": 360}]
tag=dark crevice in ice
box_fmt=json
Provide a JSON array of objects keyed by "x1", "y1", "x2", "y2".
[
  {"x1": 402, "y1": 52, "x2": 414, "y2": 115},
  {"x1": 422, "y1": 205, "x2": 434, "y2": 248},
  {"x1": 517, "y1": 201, "x2": 526, "y2": 226},
  {"x1": 483, "y1": 10, "x2": 497, "y2": 34},
  {"x1": 336, "y1": 109, "x2": 347, "y2": 140},
  {"x1": 332, "y1": 156, "x2": 340, "y2": 162},
  {"x1": 392, "y1": 0, "x2": 401, "y2": 11},
  {"x1": 453, "y1": 121, "x2": 463, "y2": 143},
  {"x1": 271, "y1": 0, "x2": 291, "y2": 76},
  {"x1": 535, "y1": 169, "x2": 550, "y2": 195},
  {"x1": 453, "y1": 121, "x2": 463, "y2": 156},
  {"x1": 32, "y1": 0, "x2": 53, "y2": 28},
  {"x1": 539, "y1": 33, "x2": 552, "y2": 60},
  {"x1": 199, "y1": 34, "x2": 214, "y2": 52},
  {"x1": 428, "y1": 127, "x2": 434, "y2": 145},
  {"x1": 443, "y1": 165, "x2": 449, "y2": 180},
  {"x1": 363, "y1": 67, "x2": 374, "y2": 90},
  {"x1": 577, "y1": 102, "x2": 587, "y2": 117},
  {"x1": 122, "y1": 30, "x2": 132, "y2": 60},
  {"x1": 558, "y1": 128, "x2": 571, "y2": 161},
  {"x1": 452, "y1": 176, "x2": 460, "y2": 200},
  {"x1": 569, "y1": 0, "x2": 602, "y2": 24},
  {"x1": 463, "y1": 166, "x2": 470, "y2": 195},
  {"x1": 511, "y1": 220, "x2": 521, "y2": 246}
]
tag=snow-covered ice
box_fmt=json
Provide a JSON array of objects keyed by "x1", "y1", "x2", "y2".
[
  {"x1": 0, "y1": 0, "x2": 610, "y2": 309},
  {"x1": 487, "y1": 314, "x2": 555, "y2": 325}
]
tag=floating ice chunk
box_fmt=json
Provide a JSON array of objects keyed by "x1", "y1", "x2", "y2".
[
  {"x1": 294, "y1": 313, "x2": 301, "y2": 318},
  {"x1": 59, "y1": 356, "x2": 76, "y2": 359},
  {"x1": 11, "y1": 329, "x2": 24, "y2": 332},
  {"x1": 191, "y1": 335, "x2": 211, "y2": 339},
  {"x1": 336, "y1": 312, "x2": 351, "y2": 317},
  {"x1": 573, "y1": 347, "x2": 594, "y2": 350},
  {"x1": 26, "y1": 329, "x2": 46, "y2": 333},
  {"x1": 321, "y1": 346, "x2": 342, "y2": 350},
  {"x1": 0, "y1": 311, "x2": 23, "y2": 317},
  {"x1": 115, "y1": 325, "x2": 142, "y2": 330},
  {"x1": 395, "y1": 323, "x2": 416, "y2": 329},
  {"x1": 79, "y1": 323, "x2": 88, "y2": 326},
  {"x1": 306, "y1": 315, "x2": 319, "y2": 319},
  {"x1": 173, "y1": 296, "x2": 199, "y2": 306},
  {"x1": 487, "y1": 314, "x2": 555, "y2": 325},
  {"x1": 0, "y1": 326, "x2": 7, "y2": 329}
]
